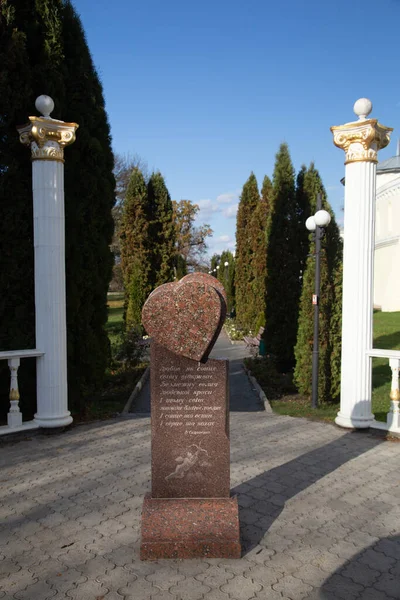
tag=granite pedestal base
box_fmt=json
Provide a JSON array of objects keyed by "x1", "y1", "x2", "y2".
[{"x1": 140, "y1": 494, "x2": 241, "y2": 560}]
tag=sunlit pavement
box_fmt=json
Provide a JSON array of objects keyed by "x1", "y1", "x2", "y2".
[{"x1": 1, "y1": 344, "x2": 400, "y2": 599}]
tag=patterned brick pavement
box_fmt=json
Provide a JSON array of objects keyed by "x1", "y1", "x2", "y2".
[{"x1": 1, "y1": 410, "x2": 399, "y2": 599}]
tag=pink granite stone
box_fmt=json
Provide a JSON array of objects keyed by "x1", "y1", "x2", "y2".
[
  {"x1": 140, "y1": 274, "x2": 240, "y2": 561},
  {"x1": 142, "y1": 277, "x2": 225, "y2": 362},
  {"x1": 140, "y1": 495, "x2": 241, "y2": 560},
  {"x1": 179, "y1": 273, "x2": 227, "y2": 354},
  {"x1": 180, "y1": 272, "x2": 227, "y2": 307},
  {"x1": 150, "y1": 341, "x2": 230, "y2": 499}
]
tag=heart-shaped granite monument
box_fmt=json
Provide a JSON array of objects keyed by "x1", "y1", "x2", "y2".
[{"x1": 142, "y1": 274, "x2": 226, "y2": 362}]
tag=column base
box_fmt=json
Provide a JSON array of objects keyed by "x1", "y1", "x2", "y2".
[
  {"x1": 34, "y1": 412, "x2": 73, "y2": 428},
  {"x1": 140, "y1": 494, "x2": 241, "y2": 560},
  {"x1": 335, "y1": 411, "x2": 374, "y2": 429}
]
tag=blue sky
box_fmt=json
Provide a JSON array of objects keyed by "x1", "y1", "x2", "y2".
[{"x1": 73, "y1": 0, "x2": 400, "y2": 258}]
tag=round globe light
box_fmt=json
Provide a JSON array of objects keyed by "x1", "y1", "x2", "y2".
[
  {"x1": 314, "y1": 210, "x2": 331, "y2": 228},
  {"x1": 224, "y1": 261, "x2": 229, "y2": 267},
  {"x1": 305, "y1": 216, "x2": 316, "y2": 232},
  {"x1": 353, "y1": 98, "x2": 372, "y2": 121},
  {"x1": 35, "y1": 95, "x2": 55, "y2": 118},
  {"x1": 216, "y1": 265, "x2": 220, "y2": 270}
]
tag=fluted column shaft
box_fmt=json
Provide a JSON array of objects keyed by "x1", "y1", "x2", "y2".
[
  {"x1": 331, "y1": 101, "x2": 392, "y2": 428},
  {"x1": 336, "y1": 161, "x2": 376, "y2": 427},
  {"x1": 32, "y1": 159, "x2": 72, "y2": 426},
  {"x1": 18, "y1": 100, "x2": 78, "y2": 428}
]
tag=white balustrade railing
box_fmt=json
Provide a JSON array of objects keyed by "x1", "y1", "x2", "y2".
[
  {"x1": 367, "y1": 348, "x2": 400, "y2": 433},
  {"x1": 0, "y1": 349, "x2": 44, "y2": 435}
]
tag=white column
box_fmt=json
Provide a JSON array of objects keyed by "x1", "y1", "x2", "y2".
[
  {"x1": 17, "y1": 96, "x2": 78, "y2": 428},
  {"x1": 331, "y1": 99, "x2": 392, "y2": 428}
]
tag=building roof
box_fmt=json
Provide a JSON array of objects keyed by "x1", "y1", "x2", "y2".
[{"x1": 377, "y1": 138, "x2": 400, "y2": 174}]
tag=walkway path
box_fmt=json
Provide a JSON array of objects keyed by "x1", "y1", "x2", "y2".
[
  {"x1": 132, "y1": 330, "x2": 263, "y2": 413},
  {"x1": 1, "y1": 345, "x2": 399, "y2": 599}
]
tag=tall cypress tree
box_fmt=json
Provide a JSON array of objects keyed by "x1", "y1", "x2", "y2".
[
  {"x1": 61, "y1": 1, "x2": 115, "y2": 407},
  {"x1": 235, "y1": 173, "x2": 261, "y2": 332},
  {"x1": 264, "y1": 143, "x2": 307, "y2": 369},
  {"x1": 147, "y1": 172, "x2": 175, "y2": 287},
  {"x1": 249, "y1": 175, "x2": 273, "y2": 332},
  {"x1": 210, "y1": 254, "x2": 220, "y2": 274},
  {"x1": 294, "y1": 164, "x2": 342, "y2": 402},
  {"x1": 217, "y1": 250, "x2": 235, "y2": 315},
  {"x1": 0, "y1": 0, "x2": 116, "y2": 414},
  {"x1": 120, "y1": 169, "x2": 151, "y2": 330}
]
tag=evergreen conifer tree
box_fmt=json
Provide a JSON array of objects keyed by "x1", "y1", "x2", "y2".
[
  {"x1": 217, "y1": 250, "x2": 235, "y2": 315},
  {"x1": 147, "y1": 172, "x2": 175, "y2": 287},
  {"x1": 235, "y1": 173, "x2": 261, "y2": 332},
  {"x1": 61, "y1": 1, "x2": 115, "y2": 407},
  {"x1": 293, "y1": 164, "x2": 343, "y2": 402},
  {"x1": 120, "y1": 169, "x2": 151, "y2": 330},
  {"x1": 249, "y1": 175, "x2": 273, "y2": 332},
  {"x1": 0, "y1": 0, "x2": 115, "y2": 414},
  {"x1": 264, "y1": 143, "x2": 307, "y2": 369},
  {"x1": 175, "y1": 255, "x2": 187, "y2": 280}
]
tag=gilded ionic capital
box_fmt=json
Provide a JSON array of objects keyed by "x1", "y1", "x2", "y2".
[
  {"x1": 331, "y1": 98, "x2": 392, "y2": 165},
  {"x1": 17, "y1": 96, "x2": 78, "y2": 162}
]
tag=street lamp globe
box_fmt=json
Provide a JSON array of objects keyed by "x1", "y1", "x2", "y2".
[
  {"x1": 314, "y1": 210, "x2": 331, "y2": 228},
  {"x1": 305, "y1": 216, "x2": 316, "y2": 232},
  {"x1": 216, "y1": 265, "x2": 220, "y2": 270},
  {"x1": 224, "y1": 261, "x2": 229, "y2": 267}
]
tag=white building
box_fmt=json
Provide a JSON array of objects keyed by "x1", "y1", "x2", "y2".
[
  {"x1": 341, "y1": 141, "x2": 400, "y2": 312},
  {"x1": 374, "y1": 141, "x2": 400, "y2": 312}
]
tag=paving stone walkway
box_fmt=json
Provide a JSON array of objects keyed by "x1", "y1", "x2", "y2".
[{"x1": 1, "y1": 344, "x2": 400, "y2": 599}]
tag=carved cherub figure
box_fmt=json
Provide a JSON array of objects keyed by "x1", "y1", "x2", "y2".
[{"x1": 165, "y1": 444, "x2": 209, "y2": 480}]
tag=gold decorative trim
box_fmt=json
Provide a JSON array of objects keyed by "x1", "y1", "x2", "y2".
[
  {"x1": 331, "y1": 118, "x2": 392, "y2": 165},
  {"x1": 9, "y1": 388, "x2": 20, "y2": 401},
  {"x1": 31, "y1": 141, "x2": 65, "y2": 162},
  {"x1": 17, "y1": 116, "x2": 78, "y2": 161},
  {"x1": 390, "y1": 389, "x2": 400, "y2": 402}
]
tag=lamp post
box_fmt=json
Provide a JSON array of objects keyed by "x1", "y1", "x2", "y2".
[
  {"x1": 305, "y1": 194, "x2": 331, "y2": 409},
  {"x1": 224, "y1": 261, "x2": 229, "y2": 286}
]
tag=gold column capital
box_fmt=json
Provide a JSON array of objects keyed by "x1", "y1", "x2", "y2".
[
  {"x1": 331, "y1": 118, "x2": 392, "y2": 166},
  {"x1": 17, "y1": 116, "x2": 78, "y2": 163}
]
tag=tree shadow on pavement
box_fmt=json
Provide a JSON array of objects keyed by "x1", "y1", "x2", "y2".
[
  {"x1": 318, "y1": 534, "x2": 400, "y2": 600},
  {"x1": 232, "y1": 430, "x2": 385, "y2": 555},
  {"x1": 229, "y1": 358, "x2": 265, "y2": 412}
]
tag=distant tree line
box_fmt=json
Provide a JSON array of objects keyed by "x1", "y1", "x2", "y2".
[{"x1": 233, "y1": 143, "x2": 343, "y2": 402}]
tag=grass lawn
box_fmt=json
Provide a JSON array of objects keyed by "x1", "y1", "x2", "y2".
[
  {"x1": 246, "y1": 310, "x2": 400, "y2": 424},
  {"x1": 372, "y1": 310, "x2": 400, "y2": 421},
  {"x1": 105, "y1": 292, "x2": 124, "y2": 345}
]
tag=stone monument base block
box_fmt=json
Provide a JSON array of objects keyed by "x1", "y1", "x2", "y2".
[{"x1": 140, "y1": 494, "x2": 241, "y2": 560}]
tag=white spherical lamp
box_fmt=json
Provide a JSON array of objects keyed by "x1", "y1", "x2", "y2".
[
  {"x1": 353, "y1": 98, "x2": 372, "y2": 121},
  {"x1": 224, "y1": 261, "x2": 229, "y2": 267},
  {"x1": 314, "y1": 210, "x2": 331, "y2": 228},
  {"x1": 35, "y1": 95, "x2": 55, "y2": 118},
  {"x1": 305, "y1": 216, "x2": 316, "y2": 232}
]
